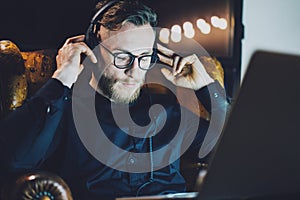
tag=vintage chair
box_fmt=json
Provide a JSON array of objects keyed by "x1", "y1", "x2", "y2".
[
  {"x1": 1, "y1": 171, "x2": 73, "y2": 200},
  {"x1": 0, "y1": 40, "x2": 56, "y2": 118}
]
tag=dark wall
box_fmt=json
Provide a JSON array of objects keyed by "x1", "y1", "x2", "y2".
[{"x1": 0, "y1": 0, "x2": 96, "y2": 50}]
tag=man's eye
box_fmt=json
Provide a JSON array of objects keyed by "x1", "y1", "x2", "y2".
[
  {"x1": 116, "y1": 54, "x2": 131, "y2": 60},
  {"x1": 141, "y1": 56, "x2": 151, "y2": 62}
]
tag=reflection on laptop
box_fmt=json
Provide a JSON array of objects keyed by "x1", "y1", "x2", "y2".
[{"x1": 116, "y1": 192, "x2": 198, "y2": 200}]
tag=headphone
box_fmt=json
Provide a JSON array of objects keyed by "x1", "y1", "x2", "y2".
[
  {"x1": 85, "y1": 0, "x2": 119, "y2": 50},
  {"x1": 84, "y1": 0, "x2": 159, "y2": 65}
]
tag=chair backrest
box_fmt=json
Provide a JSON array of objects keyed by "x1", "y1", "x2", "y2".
[
  {"x1": 0, "y1": 40, "x2": 56, "y2": 118},
  {"x1": 2, "y1": 171, "x2": 73, "y2": 200}
]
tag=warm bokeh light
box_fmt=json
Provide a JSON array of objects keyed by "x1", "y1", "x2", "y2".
[
  {"x1": 196, "y1": 18, "x2": 206, "y2": 29},
  {"x1": 211, "y1": 16, "x2": 227, "y2": 30},
  {"x1": 171, "y1": 24, "x2": 181, "y2": 33},
  {"x1": 211, "y1": 16, "x2": 220, "y2": 28},
  {"x1": 159, "y1": 28, "x2": 170, "y2": 44},
  {"x1": 201, "y1": 23, "x2": 211, "y2": 34},
  {"x1": 166, "y1": 15, "x2": 227, "y2": 42},
  {"x1": 184, "y1": 28, "x2": 195, "y2": 38},
  {"x1": 218, "y1": 18, "x2": 228, "y2": 30},
  {"x1": 183, "y1": 21, "x2": 195, "y2": 38},
  {"x1": 170, "y1": 25, "x2": 182, "y2": 42},
  {"x1": 196, "y1": 18, "x2": 211, "y2": 34},
  {"x1": 171, "y1": 32, "x2": 182, "y2": 43},
  {"x1": 183, "y1": 21, "x2": 193, "y2": 31}
]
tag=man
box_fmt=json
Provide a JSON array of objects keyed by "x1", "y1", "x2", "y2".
[{"x1": 0, "y1": 0, "x2": 227, "y2": 199}]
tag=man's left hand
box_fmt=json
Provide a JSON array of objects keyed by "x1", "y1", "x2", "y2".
[{"x1": 157, "y1": 43, "x2": 214, "y2": 90}]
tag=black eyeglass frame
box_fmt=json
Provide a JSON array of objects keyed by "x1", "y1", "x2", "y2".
[{"x1": 98, "y1": 42, "x2": 159, "y2": 70}]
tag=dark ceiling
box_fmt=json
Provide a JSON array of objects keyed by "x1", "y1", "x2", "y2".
[
  {"x1": 0, "y1": 0, "x2": 227, "y2": 51},
  {"x1": 0, "y1": 0, "x2": 97, "y2": 50}
]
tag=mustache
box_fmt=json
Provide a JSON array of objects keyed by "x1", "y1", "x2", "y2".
[{"x1": 117, "y1": 78, "x2": 144, "y2": 84}]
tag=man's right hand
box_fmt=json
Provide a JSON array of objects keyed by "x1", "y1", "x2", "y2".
[{"x1": 52, "y1": 35, "x2": 97, "y2": 88}]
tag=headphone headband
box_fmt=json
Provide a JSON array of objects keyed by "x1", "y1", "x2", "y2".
[
  {"x1": 90, "y1": 0, "x2": 119, "y2": 25},
  {"x1": 85, "y1": 0, "x2": 119, "y2": 49}
]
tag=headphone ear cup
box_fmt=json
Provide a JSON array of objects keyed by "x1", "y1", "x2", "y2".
[{"x1": 86, "y1": 31, "x2": 99, "y2": 50}]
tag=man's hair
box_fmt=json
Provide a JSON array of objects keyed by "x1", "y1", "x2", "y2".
[{"x1": 95, "y1": 0, "x2": 157, "y2": 30}]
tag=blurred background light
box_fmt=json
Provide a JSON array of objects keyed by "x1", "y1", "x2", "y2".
[
  {"x1": 171, "y1": 24, "x2": 182, "y2": 42},
  {"x1": 218, "y1": 18, "x2": 228, "y2": 30},
  {"x1": 159, "y1": 28, "x2": 170, "y2": 44},
  {"x1": 211, "y1": 16, "x2": 227, "y2": 30},
  {"x1": 183, "y1": 21, "x2": 195, "y2": 38}
]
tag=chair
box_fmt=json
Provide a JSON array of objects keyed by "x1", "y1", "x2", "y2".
[
  {"x1": 1, "y1": 171, "x2": 73, "y2": 200},
  {"x1": 0, "y1": 40, "x2": 56, "y2": 119}
]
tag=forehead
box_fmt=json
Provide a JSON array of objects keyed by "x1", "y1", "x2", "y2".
[{"x1": 100, "y1": 22, "x2": 156, "y2": 52}]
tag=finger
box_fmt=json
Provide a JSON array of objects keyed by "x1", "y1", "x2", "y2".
[
  {"x1": 161, "y1": 68, "x2": 175, "y2": 84},
  {"x1": 172, "y1": 55, "x2": 181, "y2": 75},
  {"x1": 175, "y1": 54, "x2": 196, "y2": 76},
  {"x1": 157, "y1": 43, "x2": 184, "y2": 72},
  {"x1": 157, "y1": 43, "x2": 175, "y2": 57},
  {"x1": 63, "y1": 35, "x2": 85, "y2": 46},
  {"x1": 79, "y1": 43, "x2": 97, "y2": 63},
  {"x1": 157, "y1": 52, "x2": 173, "y2": 67}
]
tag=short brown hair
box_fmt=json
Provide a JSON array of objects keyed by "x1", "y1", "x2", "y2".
[{"x1": 95, "y1": 0, "x2": 157, "y2": 30}]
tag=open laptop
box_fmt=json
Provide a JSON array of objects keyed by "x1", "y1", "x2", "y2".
[
  {"x1": 196, "y1": 50, "x2": 300, "y2": 200},
  {"x1": 117, "y1": 50, "x2": 300, "y2": 200}
]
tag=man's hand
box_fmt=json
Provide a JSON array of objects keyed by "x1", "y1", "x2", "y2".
[
  {"x1": 157, "y1": 43, "x2": 214, "y2": 90},
  {"x1": 52, "y1": 35, "x2": 97, "y2": 88}
]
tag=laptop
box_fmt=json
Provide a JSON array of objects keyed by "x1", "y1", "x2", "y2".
[
  {"x1": 196, "y1": 50, "x2": 300, "y2": 200},
  {"x1": 117, "y1": 50, "x2": 300, "y2": 200}
]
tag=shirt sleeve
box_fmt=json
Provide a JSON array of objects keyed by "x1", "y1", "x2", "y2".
[
  {"x1": 182, "y1": 81, "x2": 229, "y2": 163},
  {"x1": 0, "y1": 78, "x2": 70, "y2": 174},
  {"x1": 195, "y1": 81, "x2": 229, "y2": 116}
]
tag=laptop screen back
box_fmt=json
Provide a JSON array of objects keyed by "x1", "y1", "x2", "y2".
[{"x1": 196, "y1": 51, "x2": 300, "y2": 200}]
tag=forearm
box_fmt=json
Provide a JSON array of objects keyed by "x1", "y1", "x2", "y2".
[{"x1": 0, "y1": 78, "x2": 70, "y2": 170}]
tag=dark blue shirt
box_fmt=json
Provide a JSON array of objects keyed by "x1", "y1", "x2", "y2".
[{"x1": 0, "y1": 78, "x2": 227, "y2": 200}]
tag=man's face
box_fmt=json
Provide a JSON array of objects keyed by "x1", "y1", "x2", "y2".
[{"x1": 96, "y1": 22, "x2": 156, "y2": 104}]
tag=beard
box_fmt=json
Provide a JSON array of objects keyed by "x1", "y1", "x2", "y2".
[{"x1": 97, "y1": 73, "x2": 144, "y2": 104}]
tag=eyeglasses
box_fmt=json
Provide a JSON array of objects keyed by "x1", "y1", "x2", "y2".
[{"x1": 98, "y1": 43, "x2": 159, "y2": 70}]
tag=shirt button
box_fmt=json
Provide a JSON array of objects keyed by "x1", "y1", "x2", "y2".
[
  {"x1": 64, "y1": 96, "x2": 69, "y2": 101},
  {"x1": 129, "y1": 158, "x2": 135, "y2": 164},
  {"x1": 214, "y1": 92, "x2": 218, "y2": 98}
]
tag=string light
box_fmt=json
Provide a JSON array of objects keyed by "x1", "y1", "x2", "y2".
[
  {"x1": 183, "y1": 21, "x2": 195, "y2": 38},
  {"x1": 211, "y1": 16, "x2": 220, "y2": 28},
  {"x1": 170, "y1": 25, "x2": 182, "y2": 43},
  {"x1": 183, "y1": 21, "x2": 193, "y2": 31},
  {"x1": 159, "y1": 28, "x2": 170, "y2": 44},
  {"x1": 218, "y1": 18, "x2": 228, "y2": 30},
  {"x1": 196, "y1": 18, "x2": 211, "y2": 34},
  {"x1": 211, "y1": 16, "x2": 227, "y2": 30},
  {"x1": 157, "y1": 16, "x2": 228, "y2": 43}
]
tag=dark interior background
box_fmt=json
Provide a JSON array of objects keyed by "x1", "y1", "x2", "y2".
[
  {"x1": 0, "y1": 0, "x2": 97, "y2": 50},
  {"x1": 0, "y1": 0, "x2": 243, "y2": 100}
]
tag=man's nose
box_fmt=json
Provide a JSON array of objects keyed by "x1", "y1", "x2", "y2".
[{"x1": 124, "y1": 58, "x2": 140, "y2": 77}]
